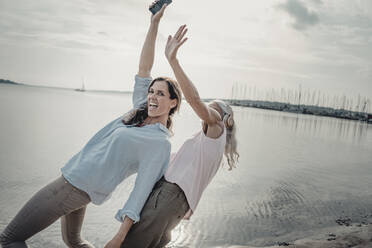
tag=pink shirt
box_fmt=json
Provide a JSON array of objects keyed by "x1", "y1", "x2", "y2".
[{"x1": 165, "y1": 127, "x2": 226, "y2": 219}]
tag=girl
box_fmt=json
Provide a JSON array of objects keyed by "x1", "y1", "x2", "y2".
[
  {"x1": 106, "y1": 25, "x2": 239, "y2": 248},
  {"x1": 0, "y1": 3, "x2": 180, "y2": 248}
]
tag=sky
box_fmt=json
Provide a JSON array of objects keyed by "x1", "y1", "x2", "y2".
[{"x1": 0, "y1": 0, "x2": 371, "y2": 100}]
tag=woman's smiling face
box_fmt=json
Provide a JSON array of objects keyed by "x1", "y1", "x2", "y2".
[{"x1": 147, "y1": 80, "x2": 177, "y2": 118}]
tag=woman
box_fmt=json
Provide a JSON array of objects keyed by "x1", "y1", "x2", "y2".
[
  {"x1": 0, "y1": 3, "x2": 181, "y2": 248},
  {"x1": 105, "y1": 25, "x2": 239, "y2": 248}
]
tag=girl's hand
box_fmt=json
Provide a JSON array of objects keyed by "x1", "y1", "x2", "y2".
[
  {"x1": 165, "y1": 25, "x2": 188, "y2": 62},
  {"x1": 104, "y1": 238, "x2": 122, "y2": 248},
  {"x1": 150, "y1": 1, "x2": 167, "y2": 23}
]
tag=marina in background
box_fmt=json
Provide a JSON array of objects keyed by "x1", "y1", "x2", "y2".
[{"x1": 221, "y1": 82, "x2": 372, "y2": 123}]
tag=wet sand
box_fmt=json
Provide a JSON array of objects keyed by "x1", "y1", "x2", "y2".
[{"x1": 224, "y1": 224, "x2": 372, "y2": 248}]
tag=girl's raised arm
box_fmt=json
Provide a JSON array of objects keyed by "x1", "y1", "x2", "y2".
[{"x1": 165, "y1": 25, "x2": 221, "y2": 125}]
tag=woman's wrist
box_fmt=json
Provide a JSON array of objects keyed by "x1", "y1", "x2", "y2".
[
  {"x1": 168, "y1": 58, "x2": 180, "y2": 68},
  {"x1": 150, "y1": 17, "x2": 161, "y2": 25},
  {"x1": 113, "y1": 217, "x2": 133, "y2": 243},
  {"x1": 168, "y1": 57, "x2": 178, "y2": 64}
]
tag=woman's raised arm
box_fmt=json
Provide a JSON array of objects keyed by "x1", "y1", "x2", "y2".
[
  {"x1": 165, "y1": 25, "x2": 221, "y2": 125},
  {"x1": 137, "y1": 2, "x2": 168, "y2": 78}
]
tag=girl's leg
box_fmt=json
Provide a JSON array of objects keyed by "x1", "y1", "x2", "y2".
[
  {"x1": 0, "y1": 176, "x2": 90, "y2": 248},
  {"x1": 122, "y1": 179, "x2": 189, "y2": 248},
  {"x1": 61, "y1": 206, "x2": 94, "y2": 248},
  {"x1": 155, "y1": 190, "x2": 189, "y2": 248}
]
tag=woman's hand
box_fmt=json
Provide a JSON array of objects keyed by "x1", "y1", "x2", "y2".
[
  {"x1": 104, "y1": 217, "x2": 133, "y2": 248},
  {"x1": 165, "y1": 25, "x2": 188, "y2": 62},
  {"x1": 104, "y1": 237, "x2": 122, "y2": 248},
  {"x1": 150, "y1": 1, "x2": 167, "y2": 23}
]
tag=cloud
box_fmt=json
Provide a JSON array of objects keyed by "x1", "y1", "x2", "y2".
[
  {"x1": 357, "y1": 66, "x2": 372, "y2": 79},
  {"x1": 311, "y1": 0, "x2": 323, "y2": 5},
  {"x1": 0, "y1": 0, "x2": 145, "y2": 52},
  {"x1": 277, "y1": 0, "x2": 320, "y2": 30},
  {"x1": 0, "y1": 0, "x2": 371, "y2": 99}
]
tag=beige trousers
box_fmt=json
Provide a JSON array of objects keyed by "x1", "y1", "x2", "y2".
[{"x1": 0, "y1": 176, "x2": 94, "y2": 248}]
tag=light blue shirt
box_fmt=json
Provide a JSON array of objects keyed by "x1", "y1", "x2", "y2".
[{"x1": 61, "y1": 75, "x2": 171, "y2": 223}]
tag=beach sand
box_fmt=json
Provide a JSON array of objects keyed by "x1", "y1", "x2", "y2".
[{"x1": 222, "y1": 224, "x2": 372, "y2": 248}]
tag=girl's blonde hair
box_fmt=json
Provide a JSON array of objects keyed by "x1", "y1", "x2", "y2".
[{"x1": 214, "y1": 100, "x2": 239, "y2": 170}]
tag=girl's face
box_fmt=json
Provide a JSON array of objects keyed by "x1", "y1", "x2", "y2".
[{"x1": 147, "y1": 80, "x2": 177, "y2": 118}]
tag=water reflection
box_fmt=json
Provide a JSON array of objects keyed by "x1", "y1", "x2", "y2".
[{"x1": 235, "y1": 107, "x2": 370, "y2": 144}]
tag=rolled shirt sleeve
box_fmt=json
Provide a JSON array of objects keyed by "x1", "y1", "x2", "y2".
[
  {"x1": 132, "y1": 75, "x2": 152, "y2": 108},
  {"x1": 115, "y1": 141, "x2": 171, "y2": 223}
]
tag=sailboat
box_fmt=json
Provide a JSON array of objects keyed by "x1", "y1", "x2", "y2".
[{"x1": 75, "y1": 78, "x2": 86, "y2": 92}]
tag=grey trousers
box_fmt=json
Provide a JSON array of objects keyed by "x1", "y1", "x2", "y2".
[
  {"x1": 122, "y1": 178, "x2": 190, "y2": 248},
  {"x1": 0, "y1": 176, "x2": 94, "y2": 248}
]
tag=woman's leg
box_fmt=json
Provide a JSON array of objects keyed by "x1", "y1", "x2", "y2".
[
  {"x1": 0, "y1": 176, "x2": 90, "y2": 248},
  {"x1": 61, "y1": 206, "x2": 94, "y2": 248}
]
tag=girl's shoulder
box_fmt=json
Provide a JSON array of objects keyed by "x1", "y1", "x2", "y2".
[{"x1": 202, "y1": 121, "x2": 224, "y2": 140}]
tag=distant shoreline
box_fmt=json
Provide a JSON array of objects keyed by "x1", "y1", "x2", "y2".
[
  {"x1": 0, "y1": 79, "x2": 23, "y2": 85},
  {"x1": 2, "y1": 79, "x2": 371, "y2": 123},
  {"x1": 0, "y1": 79, "x2": 131, "y2": 95}
]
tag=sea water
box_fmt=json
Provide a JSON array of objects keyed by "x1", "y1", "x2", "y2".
[{"x1": 0, "y1": 84, "x2": 371, "y2": 247}]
